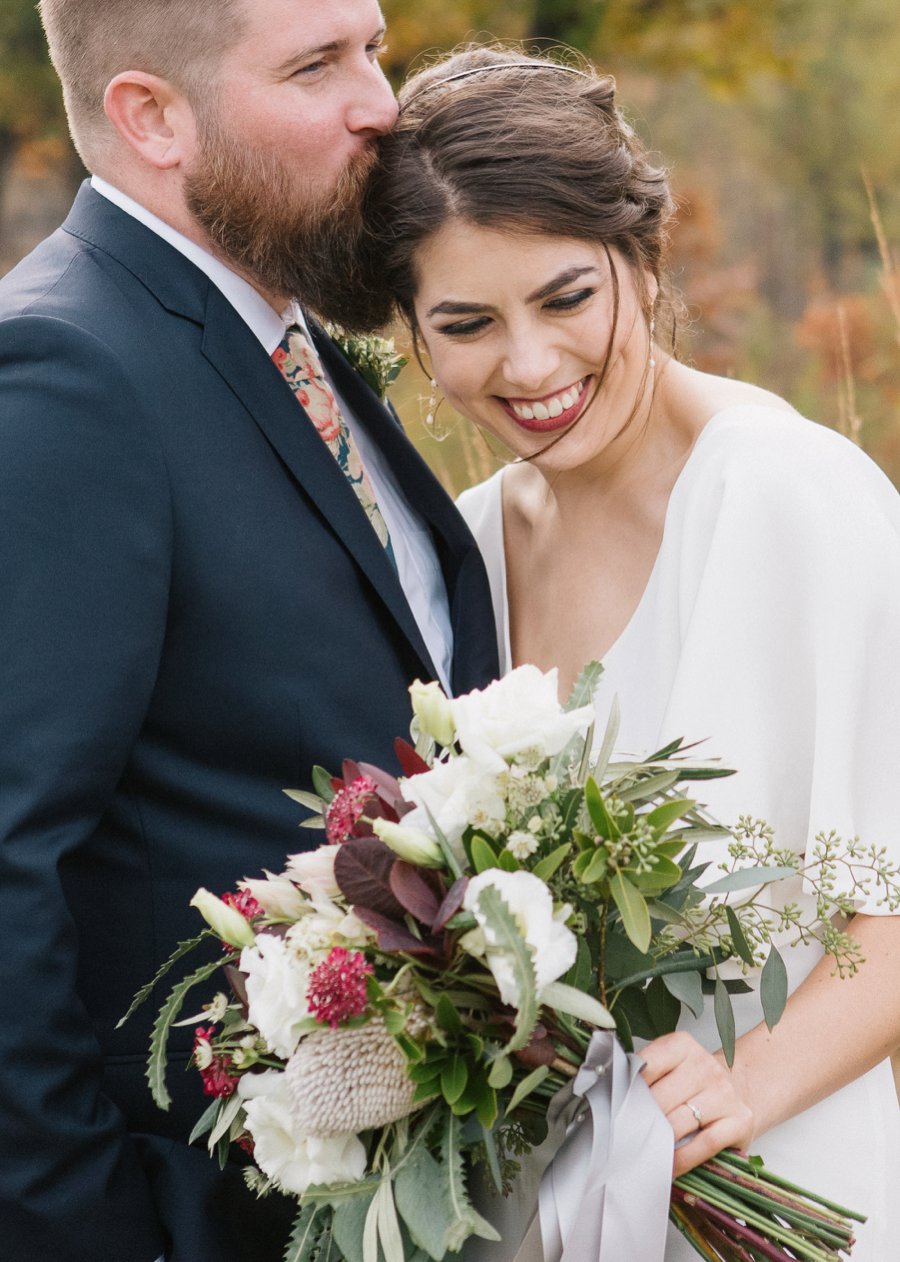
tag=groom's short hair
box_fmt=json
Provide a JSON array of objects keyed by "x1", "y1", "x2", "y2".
[{"x1": 39, "y1": 0, "x2": 247, "y2": 166}]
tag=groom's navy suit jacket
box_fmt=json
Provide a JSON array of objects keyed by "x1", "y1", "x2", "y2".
[{"x1": 0, "y1": 184, "x2": 498, "y2": 1262}]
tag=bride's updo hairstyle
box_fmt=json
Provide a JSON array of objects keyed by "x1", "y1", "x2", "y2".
[{"x1": 359, "y1": 45, "x2": 678, "y2": 349}]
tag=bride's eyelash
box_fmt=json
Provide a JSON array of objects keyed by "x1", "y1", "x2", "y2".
[
  {"x1": 545, "y1": 287, "x2": 595, "y2": 311},
  {"x1": 436, "y1": 288, "x2": 596, "y2": 338},
  {"x1": 437, "y1": 316, "x2": 492, "y2": 338}
]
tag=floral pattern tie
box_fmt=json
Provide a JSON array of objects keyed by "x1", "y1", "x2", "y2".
[{"x1": 273, "y1": 324, "x2": 396, "y2": 565}]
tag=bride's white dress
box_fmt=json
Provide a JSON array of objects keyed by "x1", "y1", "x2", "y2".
[{"x1": 458, "y1": 405, "x2": 900, "y2": 1260}]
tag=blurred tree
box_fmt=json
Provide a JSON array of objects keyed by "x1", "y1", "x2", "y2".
[{"x1": 0, "y1": 0, "x2": 78, "y2": 251}]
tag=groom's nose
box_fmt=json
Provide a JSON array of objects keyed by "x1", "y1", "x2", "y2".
[{"x1": 346, "y1": 60, "x2": 399, "y2": 136}]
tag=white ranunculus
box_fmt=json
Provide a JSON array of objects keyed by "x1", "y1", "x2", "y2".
[
  {"x1": 450, "y1": 665, "x2": 595, "y2": 773},
  {"x1": 239, "y1": 872, "x2": 311, "y2": 921},
  {"x1": 285, "y1": 845, "x2": 342, "y2": 900},
  {"x1": 400, "y1": 753, "x2": 507, "y2": 851},
  {"x1": 240, "y1": 933, "x2": 313, "y2": 1060},
  {"x1": 463, "y1": 869, "x2": 577, "y2": 1007},
  {"x1": 238, "y1": 1071, "x2": 366, "y2": 1195}
]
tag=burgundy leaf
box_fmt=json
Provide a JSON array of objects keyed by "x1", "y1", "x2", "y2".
[
  {"x1": 514, "y1": 1027, "x2": 558, "y2": 1067},
  {"x1": 341, "y1": 759, "x2": 362, "y2": 784},
  {"x1": 356, "y1": 761, "x2": 404, "y2": 807},
  {"x1": 432, "y1": 876, "x2": 470, "y2": 932},
  {"x1": 224, "y1": 964, "x2": 249, "y2": 1014},
  {"x1": 334, "y1": 838, "x2": 406, "y2": 919},
  {"x1": 390, "y1": 861, "x2": 442, "y2": 926},
  {"x1": 353, "y1": 905, "x2": 439, "y2": 956},
  {"x1": 394, "y1": 738, "x2": 431, "y2": 778}
]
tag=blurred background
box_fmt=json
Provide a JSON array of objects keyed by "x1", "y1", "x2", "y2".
[{"x1": 2, "y1": 0, "x2": 898, "y2": 490}]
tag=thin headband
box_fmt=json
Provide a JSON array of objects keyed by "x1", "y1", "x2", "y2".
[{"x1": 402, "y1": 60, "x2": 592, "y2": 108}]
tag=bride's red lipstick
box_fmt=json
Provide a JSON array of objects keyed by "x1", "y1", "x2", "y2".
[{"x1": 498, "y1": 376, "x2": 592, "y2": 433}]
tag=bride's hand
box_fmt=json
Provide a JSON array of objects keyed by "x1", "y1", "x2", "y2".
[{"x1": 639, "y1": 1031, "x2": 756, "y2": 1177}]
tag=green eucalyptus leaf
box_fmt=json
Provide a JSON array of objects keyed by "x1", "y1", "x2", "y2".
[
  {"x1": 627, "y1": 855, "x2": 682, "y2": 895},
  {"x1": 589, "y1": 693, "x2": 620, "y2": 784},
  {"x1": 332, "y1": 1190, "x2": 376, "y2": 1262},
  {"x1": 585, "y1": 778, "x2": 618, "y2": 840},
  {"x1": 435, "y1": 994, "x2": 462, "y2": 1033},
  {"x1": 616, "y1": 771, "x2": 680, "y2": 804},
  {"x1": 610, "y1": 872, "x2": 652, "y2": 953},
  {"x1": 311, "y1": 766, "x2": 336, "y2": 803},
  {"x1": 283, "y1": 787, "x2": 326, "y2": 813},
  {"x1": 395, "y1": 1149, "x2": 455, "y2": 1261},
  {"x1": 488, "y1": 1056, "x2": 514, "y2": 1089},
  {"x1": 761, "y1": 944, "x2": 788, "y2": 1031},
  {"x1": 646, "y1": 798, "x2": 696, "y2": 833},
  {"x1": 646, "y1": 975, "x2": 682, "y2": 1035},
  {"x1": 725, "y1": 906, "x2": 756, "y2": 967},
  {"x1": 714, "y1": 978, "x2": 736, "y2": 1067},
  {"x1": 541, "y1": 980, "x2": 615, "y2": 1028},
  {"x1": 470, "y1": 834, "x2": 499, "y2": 874},
  {"x1": 702, "y1": 864, "x2": 796, "y2": 894},
  {"x1": 531, "y1": 842, "x2": 573, "y2": 883},
  {"x1": 441, "y1": 1055, "x2": 468, "y2": 1105},
  {"x1": 187, "y1": 1097, "x2": 222, "y2": 1146},
  {"x1": 661, "y1": 968, "x2": 705, "y2": 1019},
  {"x1": 506, "y1": 1064, "x2": 551, "y2": 1114},
  {"x1": 579, "y1": 846, "x2": 609, "y2": 885}
]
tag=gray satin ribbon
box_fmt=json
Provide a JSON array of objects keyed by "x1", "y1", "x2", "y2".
[{"x1": 536, "y1": 1030, "x2": 673, "y2": 1262}]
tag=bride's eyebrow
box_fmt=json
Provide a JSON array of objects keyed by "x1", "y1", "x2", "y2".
[
  {"x1": 526, "y1": 265, "x2": 600, "y2": 302},
  {"x1": 425, "y1": 265, "x2": 600, "y2": 319}
]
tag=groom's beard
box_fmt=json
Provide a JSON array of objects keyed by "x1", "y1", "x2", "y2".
[{"x1": 183, "y1": 116, "x2": 382, "y2": 327}]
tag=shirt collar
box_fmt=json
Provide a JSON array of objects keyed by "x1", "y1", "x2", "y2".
[{"x1": 91, "y1": 175, "x2": 297, "y2": 353}]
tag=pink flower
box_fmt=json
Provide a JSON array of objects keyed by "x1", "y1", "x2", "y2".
[
  {"x1": 324, "y1": 775, "x2": 379, "y2": 845},
  {"x1": 222, "y1": 889, "x2": 264, "y2": 921},
  {"x1": 307, "y1": 947, "x2": 373, "y2": 1028},
  {"x1": 193, "y1": 1025, "x2": 239, "y2": 1098}
]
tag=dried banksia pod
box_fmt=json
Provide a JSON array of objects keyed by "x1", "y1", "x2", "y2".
[{"x1": 285, "y1": 1018, "x2": 421, "y2": 1137}]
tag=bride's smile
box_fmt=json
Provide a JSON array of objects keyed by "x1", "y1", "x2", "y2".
[{"x1": 412, "y1": 221, "x2": 656, "y2": 475}]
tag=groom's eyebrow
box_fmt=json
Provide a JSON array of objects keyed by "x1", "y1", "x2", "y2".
[
  {"x1": 274, "y1": 23, "x2": 387, "y2": 75},
  {"x1": 426, "y1": 265, "x2": 600, "y2": 318}
]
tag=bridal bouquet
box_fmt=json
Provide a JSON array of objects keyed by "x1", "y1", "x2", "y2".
[{"x1": 125, "y1": 665, "x2": 889, "y2": 1262}]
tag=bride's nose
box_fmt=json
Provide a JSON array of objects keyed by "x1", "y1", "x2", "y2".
[{"x1": 500, "y1": 330, "x2": 561, "y2": 395}]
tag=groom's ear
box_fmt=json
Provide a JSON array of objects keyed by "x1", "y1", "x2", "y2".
[{"x1": 104, "y1": 71, "x2": 197, "y2": 171}]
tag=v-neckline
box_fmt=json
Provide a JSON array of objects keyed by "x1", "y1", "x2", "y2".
[{"x1": 495, "y1": 409, "x2": 733, "y2": 674}]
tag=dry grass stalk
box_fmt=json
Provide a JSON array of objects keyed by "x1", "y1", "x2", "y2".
[
  {"x1": 862, "y1": 169, "x2": 900, "y2": 348},
  {"x1": 836, "y1": 303, "x2": 863, "y2": 448}
]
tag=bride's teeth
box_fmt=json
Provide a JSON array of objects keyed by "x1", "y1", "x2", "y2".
[
  {"x1": 532, "y1": 401, "x2": 550, "y2": 421},
  {"x1": 516, "y1": 403, "x2": 535, "y2": 420},
  {"x1": 547, "y1": 398, "x2": 564, "y2": 418},
  {"x1": 560, "y1": 389, "x2": 575, "y2": 410}
]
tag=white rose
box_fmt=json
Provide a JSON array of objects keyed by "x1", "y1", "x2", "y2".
[
  {"x1": 285, "y1": 845, "x2": 342, "y2": 900},
  {"x1": 238, "y1": 1071, "x2": 366, "y2": 1195},
  {"x1": 463, "y1": 869, "x2": 577, "y2": 1006},
  {"x1": 450, "y1": 665, "x2": 595, "y2": 772},
  {"x1": 240, "y1": 872, "x2": 310, "y2": 921},
  {"x1": 400, "y1": 753, "x2": 506, "y2": 850},
  {"x1": 240, "y1": 933, "x2": 313, "y2": 1059}
]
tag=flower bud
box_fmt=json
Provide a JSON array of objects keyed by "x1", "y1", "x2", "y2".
[
  {"x1": 190, "y1": 887, "x2": 257, "y2": 948},
  {"x1": 410, "y1": 679, "x2": 456, "y2": 748},
  {"x1": 372, "y1": 818, "x2": 445, "y2": 868}
]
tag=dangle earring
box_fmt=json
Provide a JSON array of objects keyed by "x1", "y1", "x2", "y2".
[
  {"x1": 648, "y1": 314, "x2": 657, "y2": 369},
  {"x1": 425, "y1": 377, "x2": 438, "y2": 429}
]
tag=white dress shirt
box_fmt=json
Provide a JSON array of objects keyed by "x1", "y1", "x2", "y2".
[{"x1": 91, "y1": 177, "x2": 453, "y2": 690}]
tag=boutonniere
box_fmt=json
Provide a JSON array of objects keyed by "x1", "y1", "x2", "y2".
[{"x1": 324, "y1": 324, "x2": 408, "y2": 400}]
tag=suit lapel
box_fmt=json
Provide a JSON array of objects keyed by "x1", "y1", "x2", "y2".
[
  {"x1": 200, "y1": 289, "x2": 438, "y2": 676},
  {"x1": 314, "y1": 326, "x2": 500, "y2": 694}
]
